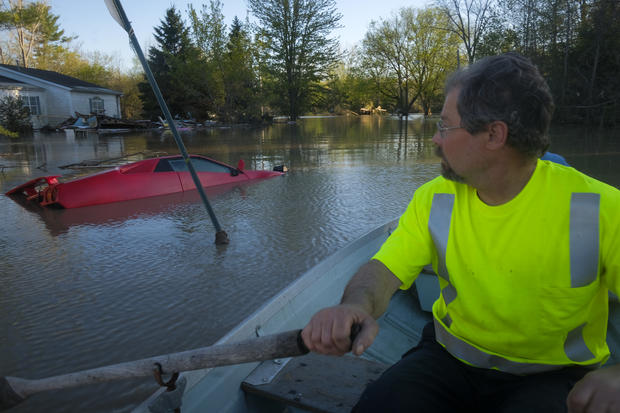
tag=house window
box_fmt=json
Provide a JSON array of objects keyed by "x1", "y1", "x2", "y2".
[
  {"x1": 89, "y1": 97, "x2": 105, "y2": 115},
  {"x1": 22, "y1": 96, "x2": 41, "y2": 115}
]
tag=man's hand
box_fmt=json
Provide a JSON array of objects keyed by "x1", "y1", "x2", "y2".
[
  {"x1": 301, "y1": 304, "x2": 379, "y2": 356},
  {"x1": 567, "y1": 364, "x2": 620, "y2": 412}
]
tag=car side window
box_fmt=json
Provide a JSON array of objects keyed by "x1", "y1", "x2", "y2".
[
  {"x1": 169, "y1": 158, "x2": 231, "y2": 173},
  {"x1": 154, "y1": 159, "x2": 173, "y2": 172}
]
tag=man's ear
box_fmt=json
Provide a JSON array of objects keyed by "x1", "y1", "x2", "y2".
[{"x1": 486, "y1": 121, "x2": 508, "y2": 150}]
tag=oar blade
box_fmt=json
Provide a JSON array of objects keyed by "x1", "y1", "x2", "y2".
[{"x1": 104, "y1": 0, "x2": 127, "y2": 31}]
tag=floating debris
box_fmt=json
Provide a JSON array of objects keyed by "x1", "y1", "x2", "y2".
[{"x1": 57, "y1": 112, "x2": 158, "y2": 132}]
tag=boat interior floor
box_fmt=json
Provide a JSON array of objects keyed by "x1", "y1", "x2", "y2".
[{"x1": 242, "y1": 353, "x2": 388, "y2": 413}]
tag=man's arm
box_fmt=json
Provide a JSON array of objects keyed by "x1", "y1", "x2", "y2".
[{"x1": 301, "y1": 259, "x2": 402, "y2": 356}]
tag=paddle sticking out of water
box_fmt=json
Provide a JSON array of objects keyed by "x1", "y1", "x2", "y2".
[{"x1": 104, "y1": 0, "x2": 229, "y2": 245}]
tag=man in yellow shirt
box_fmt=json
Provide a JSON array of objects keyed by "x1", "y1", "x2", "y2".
[{"x1": 301, "y1": 53, "x2": 620, "y2": 412}]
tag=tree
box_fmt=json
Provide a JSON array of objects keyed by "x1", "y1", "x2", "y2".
[
  {"x1": 0, "y1": 95, "x2": 31, "y2": 131},
  {"x1": 188, "y1": 0, "x2": 227, "y2": 62},
  {"x1": 414, "y1": 9, "x2": 460, "y2": 115},
  {"x1": 100, "y1": 61, "x2": 144, "y2": 120},
  {"x1": 435, "y1": 0, "x2": 497, "y2": 64},
  {"x1": 315, "y1": 46, "x2": 377, "y2": 114},
  {"x1": 566, "y1": 0, "x2": 620, "y2": 124},
  {"x1": 220, "y1": 17, "x2": 262, "y2": 122},
  {"x1": 498, "y1": 0, "x2": 585, "y2": 105},
  {"x1": 0, "y1": 0, "x2": 71, "y2": 67},
  {"x1": 248, "y1": 0, "x2": 342, "y2": 120},
  {"x1": 139, "y1": 6, "x2": 206, "y2": 119},
  {"x1": 338, "y1": 47, "x2": 379, "y2": 113},
  {"x1": 188, "y1": 1, "x2": 227, "y2": 117},
  {"x1": 476, "y1": 26, "x2": 518, "y2": 58},
  {"x1": 362, "y1": 7, "x2": 459, "y2": 117}
]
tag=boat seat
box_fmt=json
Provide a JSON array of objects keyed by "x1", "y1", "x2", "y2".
[{"x1": 241, "y1": 352, "x2": 388, "y2": 412}]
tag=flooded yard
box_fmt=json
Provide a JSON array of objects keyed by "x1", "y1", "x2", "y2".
[{"x1": 0, "y1": 116, "x2": 618, "y2": 412}]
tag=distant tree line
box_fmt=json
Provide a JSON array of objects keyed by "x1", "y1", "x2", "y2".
[
  {"x1": 138, "y1": 0, "x2": 343, "y2": 123},
  {"x1": 1, "y1": 0, "x2": 618, "y2": 125},
  {"x1": 435, "y1": 0, "x2": 620, "y2": 125}
]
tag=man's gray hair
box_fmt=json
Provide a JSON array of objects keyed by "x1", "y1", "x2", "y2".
[{"x1": 446, "y1": 53, "x2": 554, "y2": 158}]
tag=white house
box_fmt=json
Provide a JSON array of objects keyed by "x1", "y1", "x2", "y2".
[{"x1": 0, "y1": 64, "x2": 122, "y2": 129}]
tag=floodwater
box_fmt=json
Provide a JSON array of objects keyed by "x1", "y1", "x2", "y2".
[{"x1": 0, "y1": 116, "x2": 618, "y2": 412}]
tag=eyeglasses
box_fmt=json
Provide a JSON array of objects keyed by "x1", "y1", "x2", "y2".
[{"x1": 436, "y1": 121, "x2": 464, "y2": 139}]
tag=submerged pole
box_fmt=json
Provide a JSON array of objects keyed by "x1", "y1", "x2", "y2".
[{"x1": 105, "y1": 0, "x2": 229, "y2": 245}]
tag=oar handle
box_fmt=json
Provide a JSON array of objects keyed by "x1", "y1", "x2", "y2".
[{"x1": 295, "y1": 323, "x2": 362, "y2": 353}]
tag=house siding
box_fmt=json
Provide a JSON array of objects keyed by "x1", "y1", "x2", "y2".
[
  {"x1": 71, "y1": 92, "x2": 120, "y2": 118},
  {"x1": 43, "y1": 88, "x2": 73, "y2": 127},
  {"x1": 0, "y1": 84, "x2": 48, "y2": 129},
  {"x1": 0, "y1": 65, "x2": 122, "y2": 129}
]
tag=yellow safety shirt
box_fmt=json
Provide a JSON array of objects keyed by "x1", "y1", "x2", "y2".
[{"x1": 373, "y1": 160, "x2": 620, "y2": 374}]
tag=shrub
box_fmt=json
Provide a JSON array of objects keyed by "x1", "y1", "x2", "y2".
[
  {"x1": 0, "y1": 124, "x2": 18, "y2": 138},
  {"x1": 0, "y1": 96, "x2": 32, "y2": 132}
]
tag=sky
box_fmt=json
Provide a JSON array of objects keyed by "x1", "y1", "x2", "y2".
[{"x1": 49, "y1": 0, "x2": 430, "y2": 70}]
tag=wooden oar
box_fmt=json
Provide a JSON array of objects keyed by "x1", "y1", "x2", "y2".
[{"x1": 0, "y1": 329, "x2": 308, "y2": 411}]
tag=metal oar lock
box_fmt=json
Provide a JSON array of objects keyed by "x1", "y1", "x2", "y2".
[{"x1": 149, "y1": 364, "x2": 186, "y2": 413}]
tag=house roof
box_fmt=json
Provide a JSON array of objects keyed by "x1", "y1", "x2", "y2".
[
  {"x1": 0, "y1": 74, "x2": 44, "y2": 91},
  {"x1": 0, "y1": 74, "x2": 26, "y2": 84},
  {"x1": 0, "y1": 64, "x2": 122, "y2": 95}
]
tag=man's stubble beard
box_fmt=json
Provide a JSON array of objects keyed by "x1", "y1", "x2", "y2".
[{"x1": 435, "y1": 146, "x2": 465, "y2": 183}]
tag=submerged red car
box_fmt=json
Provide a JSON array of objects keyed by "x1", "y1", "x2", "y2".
[{"x1": 6, "y1": 155, "x2": 285, "y2": 209}]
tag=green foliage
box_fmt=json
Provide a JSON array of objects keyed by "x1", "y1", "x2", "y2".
[
  {"x1": 476, "y1": 27, "x2": 519, "y2": 58},
  {"x1": 187, "y1": 1, "x2": 227, "y2": 118},
  {"x1": 361, "y1": 7, "x2": 460, "y2": 116},
  {"x1": 248, "y1": 0, "x2": 342, "y2": 120},
  {"x1": 313, "y1": 47, "x2": 377, "y2": 114},
  {"x1": 476, "y1": 0, "x2": 620, "y2": 124},
  {"x1": 0, "y1": 0, "x2": 73, "y2": 67},
  {"x1": 4, "y1": 0, "x2": 615, "y2": 125},
  {"x1": 188, "y1": 1, "x2": 226, "y2": 61},
  {"x1": 0, "y1": 95, "x2": 32, "y2": 132},
  {"x1": 103, "y1": 66, "x2": 144, "y2": 120},
  {"x1": 0, "y1": 124, "x2": 18, "y2": 138},
  {"x1": 435, "y1": 0, "x2": 497, "y2": 64},
  {"x1": 140, "y1": 6, "x2": 208, "y2": 120},
  {"x1": 219, "y1": 17, "x2": 262, "y2": 122},
  {"x1": 564, "y1": 0, "x2": 620, "y2": 123}
]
